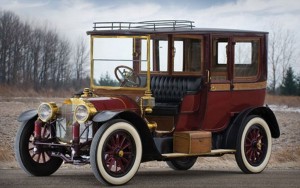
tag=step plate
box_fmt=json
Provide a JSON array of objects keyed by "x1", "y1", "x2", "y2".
[{"x1": 161, "y1": 149, "x2": 236, "y2": 158}]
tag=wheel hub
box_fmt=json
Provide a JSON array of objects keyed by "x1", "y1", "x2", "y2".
[
  {"x1": 114, "y1": 148, "x2": 124, "y2": 158},
  {"x1": 251, "y1": 139, "x2": 262, "y2": 151},
  {"x1": 118, "y1": 150, "x2": 124, "y2": 158},
  {"x1": 256, "y1": 139, "x2": 262, "y2": 150}
]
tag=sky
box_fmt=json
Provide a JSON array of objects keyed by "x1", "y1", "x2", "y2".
[{"x1": 1, "y1": 0, "x2": 300, "y2": 69}]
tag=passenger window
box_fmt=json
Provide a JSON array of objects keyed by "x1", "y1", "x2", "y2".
[
  {"x1": 173, "y1": 38, "x2": 202, "y2": 73},
  {"x1": 217, "y1": 42, "x2": 228, "y2": 65},
  {"x1": 140, "y1": 39, "x2": 168, "y2": 72},
  {"x1": 159, "y1": 40, "x2": 168, "y2": 72},
  {"x1": 234, "y1": 39, "x2": 259, "y2": 79},
  {"x1": 174, "y1": 41, "x2": 184, "y2": 71},
  {"x1": 211, "y1": 38, "x2": 228, "y2": 81}
]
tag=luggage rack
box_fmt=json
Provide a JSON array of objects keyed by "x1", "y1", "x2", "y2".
[{"x1": 93, "y1": 20, "x2": 195, "y2": 31}]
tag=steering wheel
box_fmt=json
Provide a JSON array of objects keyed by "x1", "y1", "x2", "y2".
[{"x1": 114, "y1": 65, "x2": 141, "y2": 87}]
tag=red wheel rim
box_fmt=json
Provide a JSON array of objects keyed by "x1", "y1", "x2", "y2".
[
  {"x1": 244, "y1": 124, "x2": 268, "y2": 166},
  {"x1": 102, "y1": 130, "x2": 136, "y2": 177},
  {"x1": 28, "y1": 125, "x2": 51, "y2": 163}
]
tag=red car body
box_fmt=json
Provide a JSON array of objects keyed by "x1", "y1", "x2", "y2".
[{"x1": 16, "y1": 20, "x2": 279, "y2": 186}]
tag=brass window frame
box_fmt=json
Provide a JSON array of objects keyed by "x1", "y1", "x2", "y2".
[{"x1": 90, "y1": 35, "x2": 151, "y2": 92}]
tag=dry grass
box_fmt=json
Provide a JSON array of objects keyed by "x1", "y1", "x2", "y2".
[
  {"x1": 0, "y1": 148, "x2": 12, "y2": 161},
  {"x1": 265, "y1": 94, "x2": 300, "y2": 107},
  {"x1": 0, "y1": 85, "x2": 75, "y2": 98},
  {"x1": 1, "y1": 85, "x2": 300, "y2": 106}
]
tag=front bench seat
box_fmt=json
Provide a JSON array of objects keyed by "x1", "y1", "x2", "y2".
[{"x1": 150, "y1": 76, "x2": 202, "y2": 115}]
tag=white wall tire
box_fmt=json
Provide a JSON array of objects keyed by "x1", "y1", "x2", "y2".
[
  {"x1": 235, "y1": 116, "x2": 272, "y2": 173},
  {"x1": 90, "y1": 120, "x2": 142, "y2": 186}
]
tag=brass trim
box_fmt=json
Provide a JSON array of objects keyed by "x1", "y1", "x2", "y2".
[
  {"x1": 91, "y1": 85, "x2": 147, "y2": 91},
  {"x1": 37, "y1": 102, "x2": 58, "y2": 122},
  {"x1": 210, "y1": 83, "x2": 230, "y2": 91},
  {"x1": 147, "y1": 121, "x2": 157, "y2": 130},
  {"x1": 210, "y1": 81, "x2": 266, "y2": 92},
  {"x1": 234, "y1": 81, "x2": 266, "y2": 91},
  {"x1": 90, "y1": 35, "x2": 151, "y2": 91},
  {"x1": 74, "y1": 102, "x2": 97, "y2": 123}
]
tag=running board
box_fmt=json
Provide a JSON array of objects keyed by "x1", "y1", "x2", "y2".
[{"x1": 161, "y1": 149, "x2": 236, "y2": 158}]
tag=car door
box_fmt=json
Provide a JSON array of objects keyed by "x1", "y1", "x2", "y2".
[
  {"x1": 231, "y1": 37, "x2": 266, "y2": 111},
  {"x1": 201, "y1": 36, "x2": 233, "y2": 131}
]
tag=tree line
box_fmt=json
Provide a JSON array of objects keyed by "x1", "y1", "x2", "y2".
[
  {"x1": 278, "y1": 66, "x2": 300, "y2": 96},
  {"x1": 267, "y1": 23, "x2": 299, "y2": 96},
  {"x1": 0, "y1": 10, "x2": 89, "y2": 91},
  {"x1": 0, "y1": 10, "x2": 299, "y2": 96}
]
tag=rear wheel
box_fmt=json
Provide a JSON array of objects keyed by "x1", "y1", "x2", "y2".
[
  {"x1": 90, "y1": 120, "x2": 142, "y2": 186},
  {"x1": 235, "y1": 116, "x2": 272, "y2": 173},
  {"x1": 166, "y1": 157, "x2": 197, "y2": 170},
  {"x1": 15, "y1": 120, "x2": 63, "y2": 176}
]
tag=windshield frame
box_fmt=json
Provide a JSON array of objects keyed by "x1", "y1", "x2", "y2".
[{"x1": 90, "y1": 35, "x2": 151, "y2": 92}]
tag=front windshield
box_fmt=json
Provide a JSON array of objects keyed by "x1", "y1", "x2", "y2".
[
  {"x1": 91, "y1": 35, "x2": 203, "y2": 89},
  {"x1": 91, "y1": 36, "x2": 149, "y2": 88}
]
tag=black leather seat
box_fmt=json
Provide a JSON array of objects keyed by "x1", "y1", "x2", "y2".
[{"x1": 150, "y1": 76, "x2": 202, "y2": 115}]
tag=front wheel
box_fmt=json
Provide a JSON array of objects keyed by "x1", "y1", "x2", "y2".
[
  {"x1": 166, "y1": 157, "x2": 197, "y2": 170},
  {"x1": 235, "y1": 116, "x2": 272, "y2": 173},
  {"x1": 90, "y1": 120, "x2": 142, "y2": 186},
  {"x1": 15, "y1": 119, "x2": 63, "y2": 176}
]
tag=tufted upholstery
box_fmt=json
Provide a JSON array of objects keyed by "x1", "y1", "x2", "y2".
[{"x1": 150, "y1": 76, "x2": 202, "y2": 115}]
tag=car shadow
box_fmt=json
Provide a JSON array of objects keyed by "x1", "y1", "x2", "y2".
[{"x1": 47, "y1": 168, "x2": 244, "y2": 187}]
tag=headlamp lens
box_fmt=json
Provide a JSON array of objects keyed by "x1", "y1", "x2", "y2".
[
  {"x1": 75, "y1": 105, "x2": 89, "y2": 122},
  {"x1": 38, "y1": 103, "x2": 53, "y2": 122}
]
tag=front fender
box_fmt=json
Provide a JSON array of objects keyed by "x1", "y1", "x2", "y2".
[
  {"x1": 92, "y1": 111, "x2": 121, "y2": 123},
  {"x1": 17, "y1": 109, "x2": 37, "y2": 122},
  {"x1": 92, "y1": 110, "x2": 161, "y2": 162}
]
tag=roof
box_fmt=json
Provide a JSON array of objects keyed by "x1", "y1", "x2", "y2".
[{"x1": 86, "y1": 20, "x2": 268, "y2": 35}]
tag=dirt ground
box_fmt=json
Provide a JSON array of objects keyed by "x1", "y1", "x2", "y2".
[{"x1": 0, "y1": 96, "x2": 299, "y2": 170}]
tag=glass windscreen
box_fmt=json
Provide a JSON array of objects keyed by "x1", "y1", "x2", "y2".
[{"x1": 92, "y1": 37, "x2": 148, "y2": 88}]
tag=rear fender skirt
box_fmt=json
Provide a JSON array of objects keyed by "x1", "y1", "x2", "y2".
[
  {"x1": 223, "y1": 106, "x2": 280, "y2": 149},
  {"x1": 93, "y1": 110, "x2": 162, "y2": 162},
  {"x1": 17, "y1": 109, "x2": 38, "y2": 122}
]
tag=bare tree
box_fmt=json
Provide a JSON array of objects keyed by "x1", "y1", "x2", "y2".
[
  {"x1": 30, "y1": 28, "x2": 43, "y2": 90},
  {"x1": 55, "y1": 38, "x2": 71, "y2": 88},
  {"x1": 0, "y1": 10, "x2": 83, "y2": 92},
  {"x1": 268, "y1": 23, "x2": 296, "y2": 94},
  {"x1": 73, "y1": 36, "x2": 89, "y2": 89},
  {"x1": 0, "y1": 11, "x2": 17, "y2": 84}
]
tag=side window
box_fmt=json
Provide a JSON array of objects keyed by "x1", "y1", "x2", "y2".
[
  {"x1": 173, "y1": 41, "x2": 184, "y2": 71},
  {"x1": 140, "y1": 38, "x2": 168, "y2": 72},
  {"x1": 158, "y1": 40, "x2": 168, "y2": 71},
  {"x1": 211, "y1": 38, "x2": 229, "y2": 81},
  {"x1": 173, "y1": 38, "x2": 202, "y2": 73},
  {"x1": 234, "y1": 39, "x2": 259, "y2": 79}
]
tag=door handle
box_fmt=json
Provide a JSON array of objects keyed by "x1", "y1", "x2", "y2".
[{"x1": 205, "y1": 70, "x2": 210, "y2": 84}]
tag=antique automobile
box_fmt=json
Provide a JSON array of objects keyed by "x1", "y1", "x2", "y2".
[{"x1": 15, "y1": 20, "x2": 280, "y2": 186}]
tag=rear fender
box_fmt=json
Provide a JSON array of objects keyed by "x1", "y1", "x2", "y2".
[
  {"x1": 93, "y1": 111, "x2": 161, "y2": 162},
  {"x1": 223, "y1": 106, "x2": 280, "y2": 149},
  {"x1": 17, "y1": 109, "x2": 38, "y2": 122}
]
